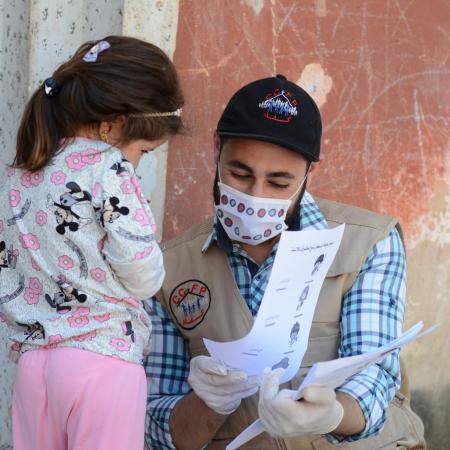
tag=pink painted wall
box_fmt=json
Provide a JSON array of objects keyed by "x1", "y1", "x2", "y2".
[{"x1": 165, "y1": 1, "x2": 450, "y2": 446}]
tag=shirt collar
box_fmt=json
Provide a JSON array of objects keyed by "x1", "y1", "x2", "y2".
[{"x1": 202, "y1": 191, "x2": 329, "y2": 253}]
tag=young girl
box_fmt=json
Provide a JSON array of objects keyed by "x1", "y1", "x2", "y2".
[{"x1": 0, "y1": 35, "x2": 183, "y2": 450}]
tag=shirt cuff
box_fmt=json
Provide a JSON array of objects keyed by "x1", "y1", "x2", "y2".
[
  {"x1": 146, "y1": 394, "x2": 185, "y2": 450},
  {"x1": 326, "y1": 372, "x2": 389, "y2": 443}
]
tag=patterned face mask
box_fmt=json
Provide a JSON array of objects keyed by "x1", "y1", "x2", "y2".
[{"x1": 215, "y1": 168, "x2": 309, "y2": 245}]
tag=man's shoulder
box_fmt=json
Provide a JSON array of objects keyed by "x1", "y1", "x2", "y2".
[
  {"x1": 162, "y1": 217, "x2": 214, "y2": 252},
  {"x1": 315, "y1": 196, "x2": 398, "y2": 231}
]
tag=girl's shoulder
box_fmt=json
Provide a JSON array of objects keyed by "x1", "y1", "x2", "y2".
[{"x1": 56, "y1": 138, "x2": 130, "y2": 175}]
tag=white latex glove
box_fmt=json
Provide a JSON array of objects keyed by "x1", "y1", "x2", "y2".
[
  {"x1": 258, "y1": 368, "x2": 344, "y2": 438},
  {"x1": 188, "y1": 355, "x2": 260, "y2": 415}
]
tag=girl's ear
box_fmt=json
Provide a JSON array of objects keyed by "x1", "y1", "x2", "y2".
[
  {"x1": 100, "y1": 116, "x2": 125, "y2": 143},
  {"x1": 98, "y1": 121, "x2": 113, "y2": 135}
]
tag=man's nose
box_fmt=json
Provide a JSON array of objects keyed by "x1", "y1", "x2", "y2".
[{"x1": 246, "y1": 179, "x2": 266, "y2": 197}]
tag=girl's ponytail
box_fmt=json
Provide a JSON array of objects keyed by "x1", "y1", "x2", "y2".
[{"x1": 15, "y1": 82, "x2": 61, "y2": 172}]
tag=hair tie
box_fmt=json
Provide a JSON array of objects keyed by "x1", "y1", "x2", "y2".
[
  {"x1": 43, "y1": 77, "x2": 60, "y2": 98},
  {"x1": 129, "y1": 108, "x2": 182, "y2": 118}
]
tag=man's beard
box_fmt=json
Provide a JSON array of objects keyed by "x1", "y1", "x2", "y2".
[{"x1": 285, "y1": 179, "x2": 307, "y2": 230}]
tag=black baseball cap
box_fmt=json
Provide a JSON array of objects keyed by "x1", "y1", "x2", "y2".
[{"x1": 217, "y1": 74, "x2": 321, "y2": 162}]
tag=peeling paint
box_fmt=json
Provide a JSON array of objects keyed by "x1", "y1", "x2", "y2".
[
  {"x1": 315, "y1": 0, "x2": 327, "y2": 17},
  {"x1": 297, "y1": 63, "x2": 333, "y2": 108},
  {"x1": 242, "y1": 0, "x2": 266, "y2": 16}
]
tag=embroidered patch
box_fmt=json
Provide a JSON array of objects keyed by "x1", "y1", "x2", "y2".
[
  {"x1": 258, "y1": 89, "x2": 298, "y2": 122},
  {"x1": 169, "y1": 280, "x2": 211, "y2": 330}
]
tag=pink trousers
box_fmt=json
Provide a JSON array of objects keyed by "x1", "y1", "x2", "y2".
[{"x1": 12, "y1": 347, "x2": 147, "y2": 450}]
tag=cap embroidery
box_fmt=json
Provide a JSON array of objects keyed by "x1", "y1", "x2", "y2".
[{"x1": 258, "y1": 89, "x2": 298, "y2": 123}]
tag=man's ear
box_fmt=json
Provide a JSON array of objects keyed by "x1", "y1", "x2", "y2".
[
  {"x1": 213, "y1": 132, "x2": 221, "y2": 163},
  {"x1": 308, "y1": 160, "x2": 322, "y2": 178}
]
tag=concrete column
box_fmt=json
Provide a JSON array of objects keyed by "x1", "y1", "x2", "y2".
[
  {"x1": 0, "y1": 0, "x2": 30, "y2": 177},
  {"x1": 28, "y1": 0, "x2": 124, "y2": 90},
  {"x1": 123, "y1": 0, "x2": 180, "y2": 239},
  {"x1": 0, "y1": 2, "x2": 31, "y2": 446},
  {"x1": 0, "y1": 2, "x2": 124, "y2": 447}
]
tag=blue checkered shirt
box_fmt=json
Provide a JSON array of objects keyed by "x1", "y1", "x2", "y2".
[{"x1": 144, "y1": 192, "x2": 405, "y2": 449}]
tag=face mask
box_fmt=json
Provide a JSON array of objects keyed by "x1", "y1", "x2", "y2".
[{"x1": 215, "y1": 169, "x2": 309, "y2": 245}]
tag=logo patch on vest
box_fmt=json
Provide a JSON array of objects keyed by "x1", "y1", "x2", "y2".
[{"x1": 169, "y1": 280, "x2": 211, "y2": 330}]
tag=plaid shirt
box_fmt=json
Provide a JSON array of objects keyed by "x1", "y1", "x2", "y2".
[{"x1": 144, "y1": 192, "x2": 405, "y2": 449}]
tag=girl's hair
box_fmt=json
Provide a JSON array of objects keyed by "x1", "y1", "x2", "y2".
[{"x1": 14, "y1": 35, "x2": 184, "y2": 171}]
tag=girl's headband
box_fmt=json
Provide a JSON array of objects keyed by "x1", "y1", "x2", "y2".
[{"x1": 129, "y1": 108, "x2": 182, "y2": 118}]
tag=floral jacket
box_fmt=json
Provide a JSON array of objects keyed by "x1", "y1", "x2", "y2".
[{"x1": 0, "y1": 138, "x2": 164, "y2": 364}]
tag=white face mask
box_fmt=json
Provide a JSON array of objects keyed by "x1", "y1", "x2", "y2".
[{"x1": 215, "y1": 168, "x2": 309, "y2": 245}]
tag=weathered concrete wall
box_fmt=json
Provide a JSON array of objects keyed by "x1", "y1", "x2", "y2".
[
  {"x1": 164, "y1": 1, "x2": 450, "y2": 448},
  {"x1": 0, "y1": 1, "x2": 179, "y2": 447},
  {"x1": 0, "y1": 3, "x2": 30, "y2": 445}
]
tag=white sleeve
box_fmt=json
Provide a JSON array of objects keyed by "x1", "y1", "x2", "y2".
[{"x1": 98, "y1": 160, "x2": 165, "y2": 300}]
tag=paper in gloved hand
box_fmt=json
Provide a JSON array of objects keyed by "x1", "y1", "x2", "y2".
[
  {"x1": 226, "y1": 321, "x2": 435, "y2": 450},
  {"x1": 204, "y1": 225, "x2": 346, "y2": 384}
]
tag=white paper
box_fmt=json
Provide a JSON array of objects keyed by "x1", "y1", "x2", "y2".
[
  {"x1": 226, "y1": 322, "x2": 435, "y2": 450},
  {"x1": 204, "y1": 224, "x2": 345, "y2": 384}
]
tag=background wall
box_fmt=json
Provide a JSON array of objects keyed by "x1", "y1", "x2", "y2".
[
  {"x1": 0, "y1": 0, "x2": 179, "y2": 447},
  {"x1": 1, "y1": 1, "x2": 449, "y2": 448}
]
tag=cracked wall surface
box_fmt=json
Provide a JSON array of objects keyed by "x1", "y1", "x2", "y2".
[{"x1": 165, "y1": 1, "x2": 449, "y2": 447}]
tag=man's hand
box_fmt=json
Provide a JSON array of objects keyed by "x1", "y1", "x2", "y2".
[
  {"x1": 258, "y1": 368, "x2": 344, "y2": 438},
  {"x1": 188, "y1": 355, "x2": 259, "y2": 415}
]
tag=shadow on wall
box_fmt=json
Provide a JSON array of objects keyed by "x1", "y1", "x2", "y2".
[{"x1": 411, "y1": 387, "x2": 450, "y2": 449}]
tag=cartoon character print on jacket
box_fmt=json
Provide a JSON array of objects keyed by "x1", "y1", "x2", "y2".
[
  {"x1": 16, "y1": 321, "x2": 45, "y2": 341},
  {"x1": 45, "y1": 276, "x2": 87, "y2": 313},
  {"x1": 47, "y1": 182, "x2": 92, "y2": 235},
  {"x1": 122, "y1": 320, "x2": 135, "y2": 343},
  {"x1": 110, "y1": 158, "x2": 129, "y2": 176},
  {"x1": 0, "y1": 241, "x2": 18, "y2": 273},
  {"x1": 94, "y1": 196, "x2": 129, "y2": 227}
]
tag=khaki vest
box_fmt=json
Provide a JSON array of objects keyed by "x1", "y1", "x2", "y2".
[{"x1": 157, "y1": 198, "x2": 425, "y2": 449}]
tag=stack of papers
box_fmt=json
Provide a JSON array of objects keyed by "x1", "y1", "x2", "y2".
[
  {"x1": 225, "y1": 321, "x2": 435, "y2": 450},
  {"x1": 204, "y1": 225, "x2": 346, "y2": 383}
]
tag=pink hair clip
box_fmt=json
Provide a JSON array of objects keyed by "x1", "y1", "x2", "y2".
[{"x1": 83, "y1": 40, "x2": 111, "y2": 63}]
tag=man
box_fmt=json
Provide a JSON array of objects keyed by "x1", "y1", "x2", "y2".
[{"x1": 144, "y1": 75, "x2": 425, "y2": 449}]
